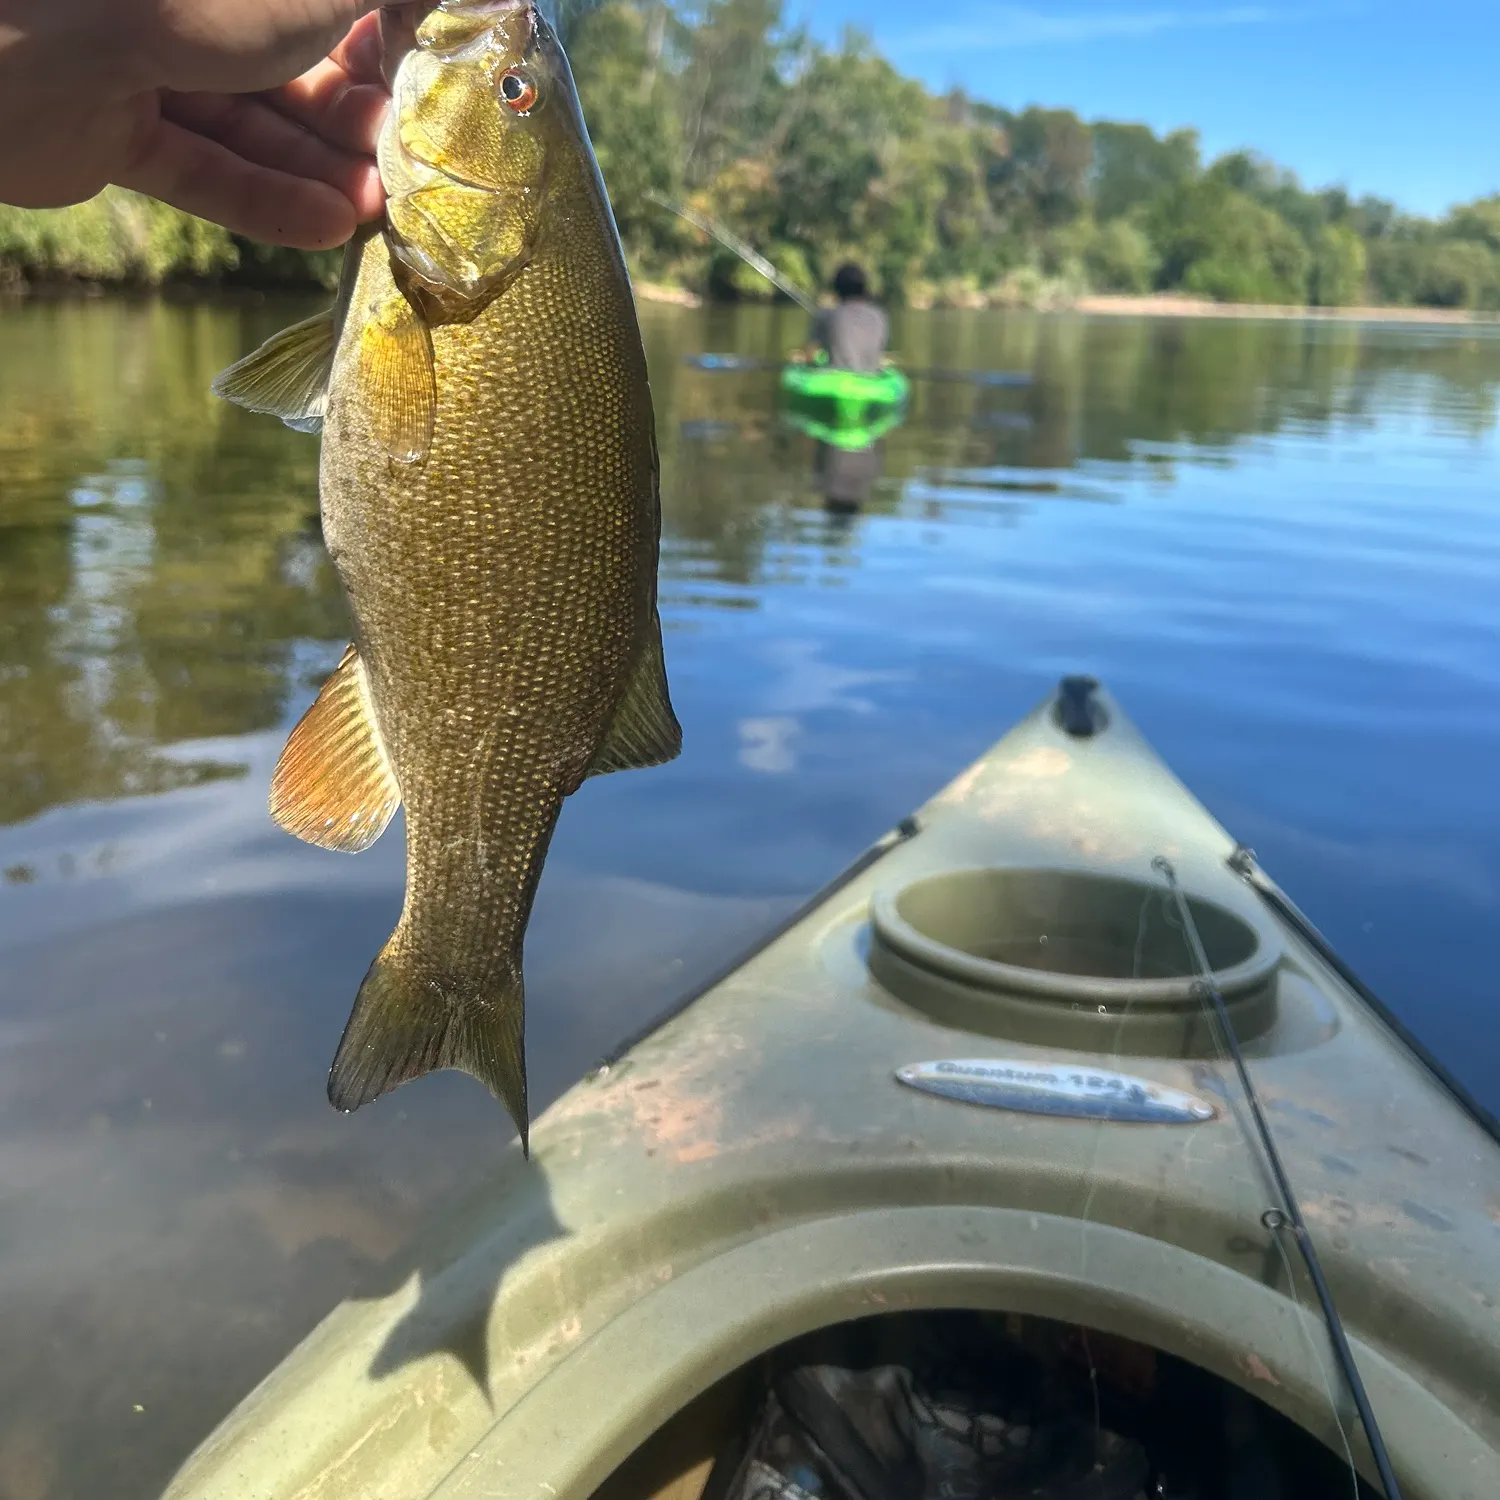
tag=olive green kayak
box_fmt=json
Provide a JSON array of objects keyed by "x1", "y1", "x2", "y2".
[
  {"x1": 163, "y1": 680, "x2": 1500, "y2": 1500},
  {"x1": 780, "y1": 362, "x2": 911, "y2": 450}
]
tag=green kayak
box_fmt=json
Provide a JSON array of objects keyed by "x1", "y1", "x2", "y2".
[
  {"x1": 781, "y1": 361, "x2": 911, "y2": 449},
  {"x1": 164, "y1": 679, "x2": 1500, "y2": 1500}
]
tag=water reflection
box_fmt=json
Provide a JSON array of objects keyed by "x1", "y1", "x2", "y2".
[
  {"x1": 0, "y1": 298, "x2": 1497, "y2": 1499},
  {"x1": 816, "y1": 441, "x2": 883, "y2": 513},
  {"x1": 0, "y1": 298, "x2": 350, "y2": 832},
  {"x1": 4, "y1": 302, "x2": 1496, "y2": 835}
]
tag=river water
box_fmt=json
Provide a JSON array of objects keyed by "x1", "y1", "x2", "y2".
[{"x1": 0, "y1": 298, "x2": 1497, "y2": 1498}]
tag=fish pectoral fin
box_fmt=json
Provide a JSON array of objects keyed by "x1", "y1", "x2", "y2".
[
  {"x1": 586, "y1": 615, "x2": 683, "y2": 779},
  {"x1": 329, "y1": 932, "x2": 530, "y2": 1150},
  {"x1": 269, "y1": 644, "x2": 401, "y2": 853},
  {"x1": 211, "y1": 306, "x2": 336, "y2": 433},
  {"x1": 360, "y1": 291, "x2": 437, "y2": 464}
]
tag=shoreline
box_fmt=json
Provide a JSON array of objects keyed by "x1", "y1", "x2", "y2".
[
  {"x1": 628, "y1": 282, "x2": 1499, "y2": 325},
  {"x1": 1067, "y1": 293, "x2": 1499, "y2": 325},
  {"x1": 4, "y1": 275, "x2": 1496, "y2": 328}
]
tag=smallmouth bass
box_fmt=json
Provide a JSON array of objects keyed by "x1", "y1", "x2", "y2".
[{"x1": 213, "y1": 0, "x2": 680, "y2": 1147}]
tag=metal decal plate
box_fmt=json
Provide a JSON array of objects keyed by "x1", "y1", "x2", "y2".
[{"x1": 896, "y1": 1059, "x2": 1217, "y2": 1124}]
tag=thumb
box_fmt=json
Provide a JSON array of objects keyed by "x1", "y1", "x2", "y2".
[
  {"x1": 378, "y1": 5, "x2": 442, "y2": 88},
  {"x1": 151, "y1": 2, "x2": 390, "y2": 94}
]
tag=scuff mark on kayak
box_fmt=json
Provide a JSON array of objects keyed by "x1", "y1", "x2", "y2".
[
  {"x1": 1388, "y1": 1144, "x2": 1430, "y2": 1166},
  {"x1": 930, "y1": 759, "x2": 988, "y2": 807},
  {"x1": 1006, "y1": 746, "x2": 1073, "y2": 779},
  {"x1": 1242, "y1": 1354, "x2": 1281, "y2": 1387},
  {"x1": 675, "y1": 1106, "x2": 815, "y2": 1165},
  {"x1": 1265, "y1": 1098, "x2": 1337, "y2": 1129},
  {"x1": 1399, "y1": 1199, "x2": 1453, "y2": 1232},
  {"x1": 543, "y1": 1019, "x2": 816, "y2": 1165}
]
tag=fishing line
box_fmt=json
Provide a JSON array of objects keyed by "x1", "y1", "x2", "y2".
[
  {"x1": 646, "y1": 193, "x2": 1031, "y2": 391},
  {"x1": 645, "y1": 190, "x2": 819, "y2": 313},
  {"x1": 1155, "y1": 887, "x2": 1363, "y2": 1498},
  {"x1": 1266, "y1": 1209, "x2": 1363, "y2": 1500},
  {"x1": 1072, "y1": 886, "x2": 1165, "y2": 1453},
  {"x1": 1151, "y1": 856, "x2": 1402, "y2": 1500}
]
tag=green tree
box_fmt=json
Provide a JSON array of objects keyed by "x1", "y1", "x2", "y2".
[
  {"x1": 677, "y1": 0, "x2": 787, "y2": 188},
  {"x1": 1446, "y1": 194, "x2": 1500, "y2": 252},
  {"x1": 566, "y1": 2, "x2": 684, "y2": 265},
  {"x1": 1415, "y1": 240, "x2": 1500, "y2": 309},
  {"x1": 990, "y1": 107, "x2": 1093, "y2": 236},
  {"x1": 1310, "y1": 223, "x2": 1367, "y2": 306},
  {"x1": 3, "y1": 0, "x2": 1499, "y2": 311},
  {"x1": 1085, "y1": 218, "x2": 1159, "y2": 293},
  {"x1": 1090, "y1": 123, "x2": 1199, "y2": 221},
  {"x1": 1151, "y1": 178, "x2": 1311, "y2": 303}
]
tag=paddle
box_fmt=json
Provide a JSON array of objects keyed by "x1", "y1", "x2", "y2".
[{"x1": 685, "y1": 352, "x2": 1032, "y2": 388}]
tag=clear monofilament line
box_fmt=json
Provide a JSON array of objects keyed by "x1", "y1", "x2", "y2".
[{"x1": 1151, "y1": 855, "x2": 1402, "y2": 1500}]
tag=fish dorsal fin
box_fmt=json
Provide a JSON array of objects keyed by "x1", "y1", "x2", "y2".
[
  {"x1": 360, "y1": 292, "x2": 437, "y2": 464},
  {"x1": 587, "y1": 616, "x2": 683, "y2": 778},
  {"x1": 211, "y1": 307, "x2": 337, "y2": 434},
  {"x1": 270, "y1": 645, "x2": 402, "y2": 852}
]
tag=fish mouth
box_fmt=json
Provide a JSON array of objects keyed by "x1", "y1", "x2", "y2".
[
  {"x1": 417, "y1": 0, "x2": 540, "y2": 57},
  {"x1": 435, "y1": 0, "x2": 530, "y2": 12},
  {"x1": 379, "y1": 4, "x2": 440, "y2": 86}
]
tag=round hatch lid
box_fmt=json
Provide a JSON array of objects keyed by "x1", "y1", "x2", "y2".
[{"x1": 869, "y1": 867, "x2": 1281, "y2": 1056}]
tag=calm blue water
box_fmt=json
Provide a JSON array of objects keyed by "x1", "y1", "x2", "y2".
[{"x1": 0, "y1": 299, "x2": 1496, "y2": 1498}]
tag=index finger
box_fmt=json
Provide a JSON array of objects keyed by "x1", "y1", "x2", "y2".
[{"x1": 267, "y1": 13, "x2": 389, "y2": 157}]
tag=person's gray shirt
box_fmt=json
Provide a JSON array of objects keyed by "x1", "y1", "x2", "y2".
[{"x1": 810, "y1": 299, "x2": 888, "y2": 373}]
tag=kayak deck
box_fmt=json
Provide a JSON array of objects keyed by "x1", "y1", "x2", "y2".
[
  {"x1": 780, "y1": 364, "x2": 911, "y2": 405},
  {"x1": 780, "y1": 363, "x2": 911, "y2": 450},
  {"x1": 164, "y1": 682, "x2": 1500, "y2": 1500}
]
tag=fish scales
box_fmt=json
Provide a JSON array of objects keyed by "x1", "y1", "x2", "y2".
[{"x1": 211, "y1": 0, "x2": 679, "y2": 1144}]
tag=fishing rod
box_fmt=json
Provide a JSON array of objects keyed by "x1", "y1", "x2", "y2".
[
  {"x1": 645, "y1": 190, "x2": 818, "y2": 313},
  {"x1": 1152, "y1": 856, "x2": 1404, "y2": 1500},
  {"x1": 646, "y1": 192, "x2": 1032, "y2": 389}
]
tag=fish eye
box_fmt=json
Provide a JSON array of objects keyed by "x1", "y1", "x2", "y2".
[{"x1": 499, "y1": 69, "x2": 538, "y2": 113}]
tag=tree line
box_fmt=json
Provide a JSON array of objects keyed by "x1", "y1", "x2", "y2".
[{"x1": 2, "y1": 0, "x2": 1497, "y2": 311}]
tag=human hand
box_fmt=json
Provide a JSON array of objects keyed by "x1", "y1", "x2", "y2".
[{"x1": 0, "y1": 2, "x2": 427, "y2": 250}]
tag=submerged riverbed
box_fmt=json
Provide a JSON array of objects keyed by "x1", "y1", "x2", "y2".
[{"x1": 0, "y1": 299, "x2": 1497, "y2": 1499}]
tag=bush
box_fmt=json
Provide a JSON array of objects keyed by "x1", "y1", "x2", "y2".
[
  {"x1": 1085, "y1": 218, "x2": 1158, "y2": 293},
  {"x1": 1414, "y1": 240, "x2": 1500, "y2": 309},
  {"x1": 1310, "y1": 223, "x2": 1367, "y2": 306},
  {"x1": 1152, "y1": 180, "x2": 1310, "y2": 303},
  {"x1": 0, "y1": 189, "x2": 238, "y2": 285}
]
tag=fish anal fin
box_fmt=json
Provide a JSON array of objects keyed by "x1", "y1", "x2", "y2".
[
  {"x1": 587, "y1": 616, "x2": 683, "y2": 779},
  {"x1": 211, "y1": 307, "x2": 336, "y2": 433},
  {"x1": 360, "y1": 291, "x2": 437, "y2": 464},
  {"x1": 270, "y1": 644, "x2": 401, "y2": 853},
  {"x1": 328, "y1": 932, "x2": 530, "y2": 1150}
]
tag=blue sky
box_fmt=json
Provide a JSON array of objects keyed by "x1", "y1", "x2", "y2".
[{"x1": 789, "y1": 1, "x2": 1498, "y2": 216}]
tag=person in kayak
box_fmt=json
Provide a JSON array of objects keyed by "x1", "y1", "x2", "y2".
[{"x1": 797, "y1": 262, "x2": 889, "y2": 373}]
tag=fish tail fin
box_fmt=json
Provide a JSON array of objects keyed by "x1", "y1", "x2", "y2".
[{"x1": 328, "y1": 926, "x2": 530, "y2": 1152}]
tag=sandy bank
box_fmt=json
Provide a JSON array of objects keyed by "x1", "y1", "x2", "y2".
[
  {"x1": 632, "y1": 280, "x2": 705, "y2": 309},
  {"x1": 1071, "y1": 293, "x2": 1499, "y2": 325}
]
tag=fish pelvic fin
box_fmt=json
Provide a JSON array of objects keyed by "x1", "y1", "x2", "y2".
[
  {"x1": 360, "y1": 291, "x2": 437, "y2": 465},
  {"x1": 328, "y1": 929, "x2": 530, "y2": 1150},
  {"x1": 211, "y1": 306, "x2": 337, "y2": 434},
  {"x1": 586, "y1": 613, "x2": 683, "y2": 779},
  {"x1": 270, "y1": 644, "x2": 401, "y2": 852}
]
